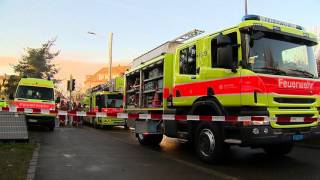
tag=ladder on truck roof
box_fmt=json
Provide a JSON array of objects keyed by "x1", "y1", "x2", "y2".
[{"x1": 131, "y1": 29, "x2": 204, "y2": 68}]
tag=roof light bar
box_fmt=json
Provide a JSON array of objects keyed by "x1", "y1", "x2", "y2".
[{"x1": 242, "y1": 14, "x2": 304, "y2": 30}]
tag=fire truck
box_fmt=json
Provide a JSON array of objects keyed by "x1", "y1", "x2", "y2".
[
  {"x1": 83, "y1": 77, "x2": 126, "y2": 128},
  {"x1": 12, "y1": 78, "x2": 56, "y2": 131},
  {"x1": 124, "y1": 15, "x2": 320, "y2": 162}
]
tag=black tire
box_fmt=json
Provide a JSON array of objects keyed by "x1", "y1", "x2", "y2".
[
  {"x1": 92, "y1": 118, "x2": 98, "y2": 129},
  {"x1": 263, "y1": 143, "x2": 293, "y2": 156},
  {"x1": 137, "y1": 133, "x2": 163, "y2": 146},
  {"x1": 195, "y1": 123, "x2": 226, "y2": 163},
  {"x1": 49, "y1": 125, "x2": 55, "y2": 131}
]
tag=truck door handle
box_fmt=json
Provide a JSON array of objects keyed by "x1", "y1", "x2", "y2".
[{"x1": 191, "y1": 76, "x2": 196, "y2": 79}]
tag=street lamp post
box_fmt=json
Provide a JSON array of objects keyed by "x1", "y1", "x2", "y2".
[
  {"x1": 88, "y1": 31, "x2": 113, "y2": 81},
  {"x1": 108, "y1": 32, "x2": 113, "y2": 81},
  {"x1": 244, "y1": 0, "x2": 248, "y2": 15}
]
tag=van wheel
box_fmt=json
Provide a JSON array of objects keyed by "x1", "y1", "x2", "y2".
[
  {"x1": 195, "y1": 123, "x2": 225, "y2": 163},
  {"x1": 263, "y1": 143, "x2": 293, "y2": 156},
  {"x1": 137, "y1": 133, "x2": 163, "y2": 146}
]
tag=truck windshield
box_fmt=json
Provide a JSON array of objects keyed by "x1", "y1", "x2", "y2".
[
  {"x1": 16, "y1": 85, "x2": 54, "y2": 101},
  {"x1": 106, "y1": 94, "x2": 123, "y2": 108},
  {"x1": 244, "y1": 31, "x2": 318, "y2": 78},
  {"x1": 96, "y1": 94, "x2": 123, "y2": 108}
]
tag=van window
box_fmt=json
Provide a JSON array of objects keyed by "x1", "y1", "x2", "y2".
[{"x1": 16, "y1": 86, "x2": 54, "y2": 101}]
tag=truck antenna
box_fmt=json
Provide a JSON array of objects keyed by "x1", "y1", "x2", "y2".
[{"x1": 244, "y1": 0, "x2": 248, "y2": 15}]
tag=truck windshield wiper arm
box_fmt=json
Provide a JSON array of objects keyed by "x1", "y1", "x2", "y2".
[
  {"x1": 254, "y1": 67, "x2": 287, "y2": 75},
  {"x1": 288, "y1": 69, "x2": 315, "y2": 78}
]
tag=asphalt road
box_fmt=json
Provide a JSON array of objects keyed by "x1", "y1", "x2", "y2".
[{"x1": 30, "y1": 126, "x2": 320, "y2": 180}]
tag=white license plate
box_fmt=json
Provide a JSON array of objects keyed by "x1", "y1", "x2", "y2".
[{"x1": 28, "y1": 119, "x2": 38, "y2": 123}]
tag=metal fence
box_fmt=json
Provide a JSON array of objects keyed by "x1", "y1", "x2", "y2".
[{"x1": 0, "y1": 112, "x2": 28, "y2": 141}]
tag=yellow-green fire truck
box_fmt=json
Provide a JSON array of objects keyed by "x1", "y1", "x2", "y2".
[
  {"x1": 124, "y1": 15, "x2": 320, "y2": 162},
  {"x1": 83, "y1": 77, "x2": 126, "y2": 128},
  {"x1": 12, "y1": 78, "x2": 56, "y2": 131}
]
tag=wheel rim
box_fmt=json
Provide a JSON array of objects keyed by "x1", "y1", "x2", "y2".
[
  {"x1": 199, "y1": 128, "x2": 215, "y2": 157},
  {"x1": 138, "y1": 133, "x2": 144, "y2": 140}
]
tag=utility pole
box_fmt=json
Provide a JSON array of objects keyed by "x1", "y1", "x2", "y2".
[
  {"x1": 108, "y1": 32, "x2": 113, "y2": 81},
  {"x1": 245, "y1": 0, "x2": 248, "y2": 15},
  {"x1": 69, "y1": 74, "x2": 73, "y2": 102}
]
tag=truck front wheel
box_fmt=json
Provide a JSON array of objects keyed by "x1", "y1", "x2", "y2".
[
  {"x1": 137, "y1": 133, "x2": 163, "y2": 146},
  {"x1": 263, "y1": 143, "x2": 293, "y2": 156},
  {"x1": 195, "y1": 123, "x2": 225, "y2": 163},
  {"x1": 93, "y1": 118, "x2": 99, "y2": 129}
]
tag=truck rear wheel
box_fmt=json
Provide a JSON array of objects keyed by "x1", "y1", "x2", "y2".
[
  {"x1": 195, "y1": 123, "x2": 225, "y2": 163},
  {"x1": 137, "y1": 133, "x2": 163, "y2": 146},
  {"x1": 263, "y1": 143, "x2": 293, "y2": 156}
]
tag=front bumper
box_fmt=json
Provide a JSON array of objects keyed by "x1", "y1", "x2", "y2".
[
  {"x1": 97, "y1": 117, "x2": 126, "y2": 126},
  {"x1": 235, "y1": 125, "x2": 320, "y2": 146}
]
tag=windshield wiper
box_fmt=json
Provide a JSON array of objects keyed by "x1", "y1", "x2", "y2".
[
  {"x1": 254, "y1": 67, "x2": 287, "y2": 75},
  {"x1": 288, "y1": 69, "x2": 315, "y2": 78}
]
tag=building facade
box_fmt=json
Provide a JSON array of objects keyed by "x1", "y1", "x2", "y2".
[{"x1": 83, "y1": 65, "x2": 129, "y2": 91}]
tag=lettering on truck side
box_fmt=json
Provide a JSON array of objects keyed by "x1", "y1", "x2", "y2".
[{"x1": 278, "y1": 78, "x2": 313, "y2": 89}]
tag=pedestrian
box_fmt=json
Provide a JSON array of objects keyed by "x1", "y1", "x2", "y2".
[
  {"x1": 58, "y1": 100, "x2": 67, "y2": 127},
  {"x1": 72, "y1": 103, "x2": 79, "y2": 127},
  {"x1": 77, "y1": 103, "x2": 84, "y2": 128},
  {"x1": 66, "y1": 101, "x2": 73, "y2": 127}
]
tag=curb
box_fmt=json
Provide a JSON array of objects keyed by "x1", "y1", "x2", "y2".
[{"x1": 26, "y1": 143, "x2": 40, "y2": 180}]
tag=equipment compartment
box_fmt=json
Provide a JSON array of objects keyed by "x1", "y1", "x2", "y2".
[{"x1": 142, "y1": 60, "x2": 164, "y2": 108}]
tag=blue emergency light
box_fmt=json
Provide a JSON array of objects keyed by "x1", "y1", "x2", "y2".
[{"x1": 242, "y1": 14, "x2": 304, "y2": 31}]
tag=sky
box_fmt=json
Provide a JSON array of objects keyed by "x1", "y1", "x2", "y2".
[
  {"x1": 1, "y1": 0, "x2": 319, "y2": 63},
  {"x1": 0, "y1": 0, "x2": 319, "y2": 94}
]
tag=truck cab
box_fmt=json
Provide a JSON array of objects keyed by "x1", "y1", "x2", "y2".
[
  {"x1": 83, "y1": 77, "x2": 126, "y2": 128},
  {"x1": 125, "y1": 15, "x2": 320, "y2": 162},
  {"x1": 12, "y1": 78, "x2": 56, "y2": 131}
]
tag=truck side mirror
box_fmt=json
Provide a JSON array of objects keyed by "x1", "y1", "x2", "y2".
[
  {"x1": 216, "y1": 34, "x2": 236, "y2": 72},
  {"x1": 9, "y1": 93, "x2": 14, "y2": 100}
]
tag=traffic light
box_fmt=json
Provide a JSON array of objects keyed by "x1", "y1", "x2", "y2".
[
  {"x1": 67, "y1": 80, "x2": 71, "y2": 91},
  {"x1": 71, "y1": 79, "x2": 75, "y2": 91},
  {"x1": 67, "y1": 79, "x2": 76, "y2": 91}
]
